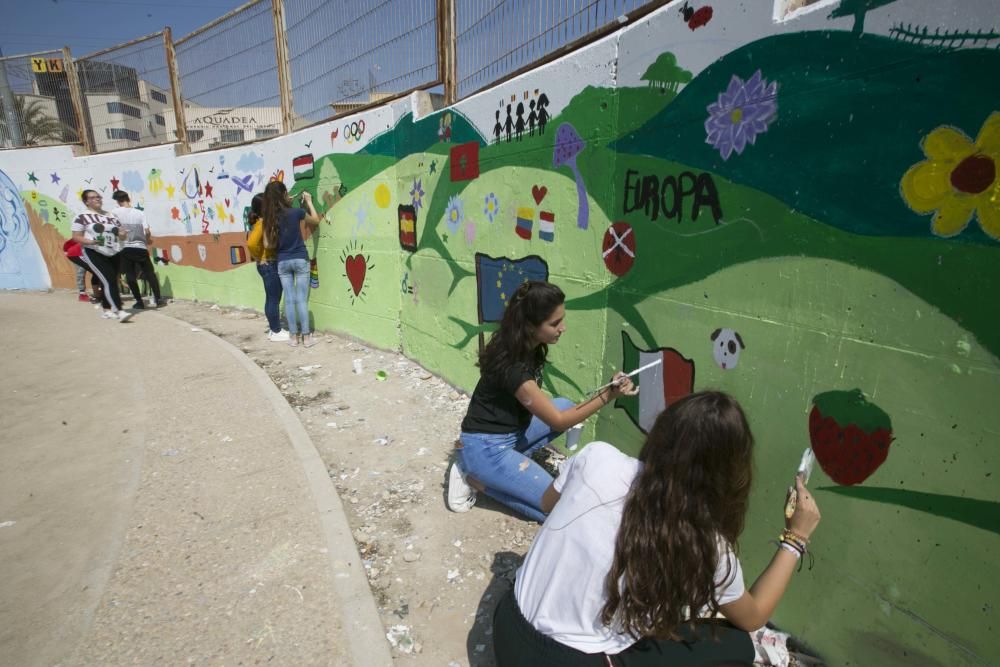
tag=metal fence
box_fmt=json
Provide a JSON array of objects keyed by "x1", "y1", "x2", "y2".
[
  {"x1": 456, "y1": 0, "x2": 666, "y2": 99},
  {"x1": 0, "y1": 50, "x2": 78, "y2": 149},
  {"x1": 74, "y1": 32, "x2": 174, "y2": 153},
  {"x1": 285, "y1": 0, "x2": 441, "y2": 129},
  {"x1": 0, "y1": 0, "x2": 672, "y2": 154},
  {"x1": 174, "y1": 0, "x2": 282, "y2": 150}
]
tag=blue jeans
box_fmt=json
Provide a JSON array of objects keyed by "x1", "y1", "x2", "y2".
[
  {"x1": 458, "y1": 397, "x2": 573, "y2": 523},
  {"x1": 256, "y1": 261, "x2": 283, "y2": 333},
  {"x1": 278, "y1": 258, "x2": 310, "y2": 335}
]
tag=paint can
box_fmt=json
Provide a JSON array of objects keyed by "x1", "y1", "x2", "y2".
[{"x1": 352, "y1": 358, "x2": 364, "y2": 374}]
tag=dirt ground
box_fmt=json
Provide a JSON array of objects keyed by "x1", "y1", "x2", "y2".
[{"x1": 163, "y1": 298, "x2": 554, "y2": 667}]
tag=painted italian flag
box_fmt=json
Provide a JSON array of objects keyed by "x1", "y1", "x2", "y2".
[
  {"x1": 292, "y1": 154, "x2": 314, "y2": 180},
  {"x1": 617, "y1": 331, "x2": 695, "y2": 433}
]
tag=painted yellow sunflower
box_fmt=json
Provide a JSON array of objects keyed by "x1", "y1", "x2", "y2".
[{"x1": 901, "y1": 112, "x2": 1000, "y2": 240}]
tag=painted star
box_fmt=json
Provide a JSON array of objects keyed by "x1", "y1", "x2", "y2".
[
  {"x1": 50, "y1": 172, "x2": 60, "y2": 184},
  {"x1": 166, "y1": 184, "x2": 175, "y2": 198},
  {"x1": 429, "y1": 160, "x2": 437, "y2": 174},
  {"x1": 110, "y1": 176, "x2": 120, "y2": 191},
  {"x1": 27, "y1": 172, "x2": 39, "y2": 185},
  {"x1": 204, "y1": 182, "x2": 213, "y2": 198}
]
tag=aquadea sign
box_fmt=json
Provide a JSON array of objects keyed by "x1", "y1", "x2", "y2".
[{"x1": 185, "y1": 107, "x2": 280, "y2": 131}]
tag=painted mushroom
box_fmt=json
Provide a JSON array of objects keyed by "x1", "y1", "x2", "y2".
[{"x1": 552, "y1": 123, "x2": 589, "y2": 229}]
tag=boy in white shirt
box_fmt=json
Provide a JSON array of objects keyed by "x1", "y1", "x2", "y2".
[{"x1": 110, "y1": 190, "x2": 164, "y2": 309}]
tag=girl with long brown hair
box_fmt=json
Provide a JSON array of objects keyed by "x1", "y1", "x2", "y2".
[
  {"x1": 495, "y1": 391, "x2": 822, "y2": 666},
  {"x1": 447, "y1": 280, "x2": 638, "y2": 521},
  {"x1": 262, "y1": 181, "x2": 320, "y2": 347}
]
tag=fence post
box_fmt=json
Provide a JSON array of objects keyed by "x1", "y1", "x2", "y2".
[
  {"x1": 271, "y1": 0, "x2": 294, "y2": 134},
  {"x1": 62, "y1": 47, "x2": 92, "y2": 154},
  {"x1": 163, "y1": 27, "x2": 190, "y2": 155},
  {"x1": 440, "y1": 0, "x2": 457, "y2": 104}
]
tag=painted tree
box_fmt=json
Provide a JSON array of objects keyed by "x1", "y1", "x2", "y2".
[
  {"x1": 829, "y1": 0, "x2": 900, "y2": 36},
  {"x1": 0, "y1": 98, "x2": 75, "y2": 146},
  {"x1": 640, "y1": 52, "x2": 692, "y2": 93}
]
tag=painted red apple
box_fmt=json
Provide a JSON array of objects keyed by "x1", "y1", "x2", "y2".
[{"x1": 808, "y1": 389, "x2": 893, "y2": 486}]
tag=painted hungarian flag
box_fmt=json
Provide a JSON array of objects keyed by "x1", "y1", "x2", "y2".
[
  {"x1": 538, "y1": 210, "x2": 555, "y2": 242},
  {"x1": 449, "y1": 142, "x2": 480, "y2": 182},
  {"x1": 292, "y1": 154, "x2": 314, "y2": 181},
  {"x1": 475, "y1": 252, "x2": 548, "y2": 323},
  {"x1": 617, "y1": 331, "x2": 695, "y2": 433}
]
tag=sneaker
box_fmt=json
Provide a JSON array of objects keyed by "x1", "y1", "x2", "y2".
[
  {"x1": 100, "y1": 310, "x2": 116, "y2": 319},
  {"x1": 153, "y1": 299, "x2": 167, "y2": 308},
  {"x1": 78, "y1": 292, "x2": 89, "y2": 302},
  {"x1": 446, "y1": 460, "x2": 476, "y2": 513},
  {"x1": 117, "y1": 310, "x2": 133, "y2": 323},
  {"x1": 133, "y1": 302, "x2": 146, "y2": 310},
  {"x1": 268, "y1": 329, "x2": 290, "y2": 342}
]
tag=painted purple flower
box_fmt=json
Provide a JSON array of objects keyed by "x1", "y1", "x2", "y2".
[
  {"x1": 410, "y1": 178, "x2": 425, "y2": 210},
  {"x1": 705, "y1": 70, "x2": 777, "y2": 161}
]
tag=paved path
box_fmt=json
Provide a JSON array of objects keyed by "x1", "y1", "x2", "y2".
[{"x1": 0, "y1": 291, "x2": 391, "y2": 666}]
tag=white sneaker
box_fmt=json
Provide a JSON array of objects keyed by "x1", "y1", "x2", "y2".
[
  {"x1": 268, "y1": 329, "x2": 290, "y2": 342},
  {"x1": 100, "y1": 310, "x2": 116, "y2": 319},
  {"x1": 446, "y1": 460, "x2": 476, "y2": 513},
  {"x1": 117, "y1": 310, "x2": 133, "y2": 323}
]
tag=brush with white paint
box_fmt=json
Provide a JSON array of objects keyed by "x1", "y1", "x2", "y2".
[
  {"x1": 784, "y1": 448, "x2": 815, "y2": 519},
  {"x1": 587, "y1": 358, "x2": 661, "y2": 396}
]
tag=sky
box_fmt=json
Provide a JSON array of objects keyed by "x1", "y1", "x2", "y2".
[{"x1": 0, "y1": 0, "x2": 247, "y2": 58}]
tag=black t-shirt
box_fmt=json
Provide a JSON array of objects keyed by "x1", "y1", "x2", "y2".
[{"x1": 460, "y1": 362, "x2": 543, "y2": 434}]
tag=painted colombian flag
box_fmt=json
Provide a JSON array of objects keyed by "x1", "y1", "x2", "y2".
[
  {"x1": 475, "y1": 253, "x2": 548, "y2": 323},
  {"x1": 617, "y1": 331, "x2": 695, "y2": 433},
  {"x1": 516, "y1": 207, "x2": 534, "y2": 239}
]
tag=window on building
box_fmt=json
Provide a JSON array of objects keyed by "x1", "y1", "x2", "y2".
[
  {"x1": 187, "y1": 129, "x2": 204, "y2": 142},
  {"x1": 150, "y1": 89, "x2": 168, "y2": 104},
  {"x1": 255, "y1": 128, "x2": 279, "y2": 139},
  {"x1": 219, "y1": 129, "x2": 245, "y2": 144},
  {"x1": 106, "y1": 128, "x2": 140, "y2": 141},
  {"x1": 106, "y1": 101, "x2": 141, "y2": 118},
  {"x1": 154, "y1": 114, "x2": 165, "y2": 126}
]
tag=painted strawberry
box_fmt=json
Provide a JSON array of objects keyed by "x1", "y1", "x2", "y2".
[{"x1": 808, "y1": 389, "x2": 893, "y2": 486}]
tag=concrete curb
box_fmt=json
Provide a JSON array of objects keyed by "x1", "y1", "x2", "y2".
[{"x1": 152, "y1": 311, "x2": 393, "y2": 667}]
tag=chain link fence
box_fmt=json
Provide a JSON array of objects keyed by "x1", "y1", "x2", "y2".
[
  {"x1": 285, "y1": 0, "x2": 441, "y2": 129},
  {"x1": 174, "y1": 0, "x2": 282, "y2": 151},
  {"x1": 74, "y1": 33, "x2": 174, "y2": 153},
  {"x1": 2, "y1": 0, "x2": 673, "y2": 153},
  {"x1": 456, "y1": 0, "x2": 666, "y2": 99},
  {"x1": 0, "y1": 50, "x2": 79, "y2": 149}
]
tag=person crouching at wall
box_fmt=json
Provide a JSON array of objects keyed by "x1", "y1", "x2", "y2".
[
  {"x1": 71, "y1": 189, "x2": 131, "y2": 323},
  {"x1": 494, "y1": 391, "x2": 822, "y2": 666}
]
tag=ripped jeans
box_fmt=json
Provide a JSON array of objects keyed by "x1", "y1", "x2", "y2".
[{"x1": 458, "y1": 397, "x2": 573, "y2": 523}]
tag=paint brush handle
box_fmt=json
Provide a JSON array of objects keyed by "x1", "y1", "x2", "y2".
[{"x1": 588, "y1": 358, "x2": 662, "y2": 396}]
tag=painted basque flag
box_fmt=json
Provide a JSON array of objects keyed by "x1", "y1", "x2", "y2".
[
  {"x1": 292, "y1": 154, "x2": 314, "y2": 181},
  {"x1": 475, "y1": 253, "x2": 548, "y2": 323},
  {"x1": 617, "y1": 331, "x2": 695, "y2": 433}
]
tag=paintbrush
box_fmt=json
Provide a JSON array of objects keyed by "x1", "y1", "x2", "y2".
[
  {"x1": 587, "y1": 358, "x2": 662, "y2": 396},
  {"x1": 784, "y1": 448, "x2": 815, "y2": 519}
]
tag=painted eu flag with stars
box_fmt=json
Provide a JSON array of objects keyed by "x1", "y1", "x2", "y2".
[{"x1": 475, "y1": 253, "x2": 549, "y2": 323}]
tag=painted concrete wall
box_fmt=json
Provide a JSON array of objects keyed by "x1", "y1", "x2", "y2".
[{"x1": 2, "y1": 1, "x2": 997, "y2": 663}]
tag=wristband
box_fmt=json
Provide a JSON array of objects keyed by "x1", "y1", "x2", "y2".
[{"x1": 779, "y1": 541, "x2": 802, "y2": 559}]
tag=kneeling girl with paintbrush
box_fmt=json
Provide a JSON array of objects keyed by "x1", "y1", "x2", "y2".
[{"x1": 446, "y1": 281, "x2": 638, "y2": 521}]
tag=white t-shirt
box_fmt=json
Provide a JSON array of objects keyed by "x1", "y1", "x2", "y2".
[
  {"x1": 71, "y1": 211, "x2": 122, "y2": 257},
  {"x1": 110, "y1": 206, "x2": 149, "y2": 250},
  {"x1": 513, "y1": 441, "x2": 746, "y2": 655}
]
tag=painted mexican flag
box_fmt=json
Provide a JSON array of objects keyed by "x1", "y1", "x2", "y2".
[{"x1": 617, "y1": 331, "x2": 695, "y2": 433}]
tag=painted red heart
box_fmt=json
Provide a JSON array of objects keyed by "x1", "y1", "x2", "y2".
[
  {"x1": 531, "y1": 185, "x2": 547, "y2": 205},
  {"x1": 345, "y1": 254, "x2": 366, "y2": 296}
]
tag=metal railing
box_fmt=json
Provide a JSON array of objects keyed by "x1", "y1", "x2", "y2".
[{"x1": 0, "y1": 0, "x2": 671, "y2": 154}]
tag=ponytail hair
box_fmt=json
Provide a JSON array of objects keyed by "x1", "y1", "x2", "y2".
[
  {"x1": 261, "y1": 181, "x2": 290, "y2": 249},
  {"x1": 601, "y1": 391, "x2": 755, "y2": 641},
  {"x1": 478, "y1": 281, "x2": 565, "y2": 377}
]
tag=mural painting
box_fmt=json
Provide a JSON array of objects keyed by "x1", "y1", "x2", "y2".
[{"x1": 1, "y1": 2, "x2": 997, "y2": 664}]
